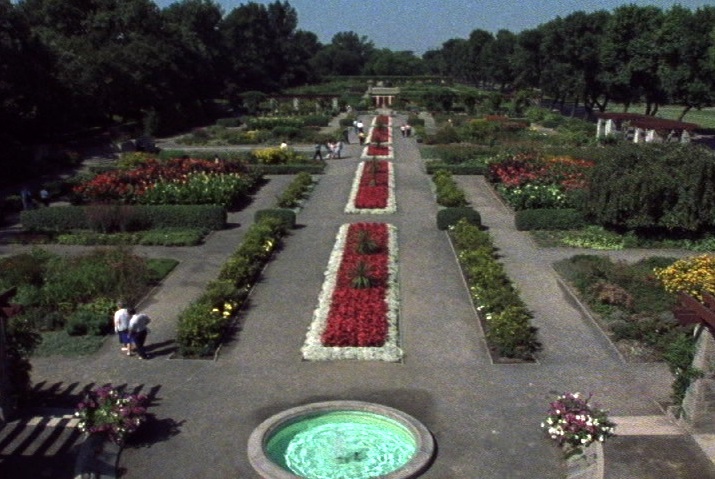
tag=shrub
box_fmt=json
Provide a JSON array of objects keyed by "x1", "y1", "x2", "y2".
[
  {"x1": 514, "y1": 209, "x2": 585, "y2": 231},
  {"x1": 486, "y1": 305, "x2": 541, "y2": 359},
  {"x1": 65, "y1": 308, "x2": 109, "y2": 336},
  {"x1": 424, "y1": 162, "x2": 488, "y2": 175},
  {"x1": 22, "y1": 205, "x2": 226, "y2": 232},
  {"x1": 275, "y1": 171, "x2": 314, "y2": 208},
  {"x1": 432, "y1": 170, "x2": 468, "y2": 207},
  {"x1": 254, "y1": 209, "x2": 296, "y2": 229},
  {"x1": 585, "y1": 143, "x2": 715, "y2": 232},
  {"x1": 450, "y1": 219, "x2": 541, "y2": 360},
  {"x1": 436, "y1": 207, "x2": 481, "y2": 230},
  {"x1": 561, "y1": 226, "x2": 625, "y2": 250},
  {"x1": 215, "y1": 117, "x2": 241, "y2": 127},
  {"x1": 654, "y1": 254, "x2": 715, "y2": 301}
]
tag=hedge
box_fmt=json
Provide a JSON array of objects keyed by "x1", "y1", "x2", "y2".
[
  {"x1": 514, "y1": 208, "x2": 586, "y2": 231},
  {"x1": 21, "y1": 204, "x2": 226, "y2": 232},
  {"x1": 254, "y1": 209, "x2": 297, "y2": 229},
  {"x1": 432, "y1": 170, "x2": 468, "y2": 207},
  {"x1": 425, "y1": 162, "x2": 488, "y2": 175},
  {"x1": 437, "y1": 207, "x2": 481, "y2": 230},
  {"x1": 248, "y1": 163, "x2": 325, "y2": 175}
]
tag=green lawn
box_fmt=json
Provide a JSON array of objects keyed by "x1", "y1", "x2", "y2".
[{"x1": 607, "y1": 104, "x2": 715, "y2": 129}]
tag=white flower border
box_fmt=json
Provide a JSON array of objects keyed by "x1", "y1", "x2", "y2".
[
  {"x1": 301, "y1": 223, "x2": 402, "y2": 362},
  {"x1": 344, "y1": 161, "x2": 396, "y2": 214}
]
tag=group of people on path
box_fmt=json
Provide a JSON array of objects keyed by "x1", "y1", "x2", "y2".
[
  {"x1": 114, "y1": 301, "x2": 152, "y2": 359},
  {"x1": 21, "y1": 186, "x2": 51, "y2": 210},
  {"x1": 313, "y1": 140, "x2": 344, "y2": 160}
]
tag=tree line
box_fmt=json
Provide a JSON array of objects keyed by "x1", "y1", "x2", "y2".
[
  {"x1": 423, "y1": 4, "x2": 715, "y2": 120},
  {"x1": 2, "y1": 0, "x2": 715, "y2": 153}
]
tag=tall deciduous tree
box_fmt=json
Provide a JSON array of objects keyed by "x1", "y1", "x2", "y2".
[
  {"x1": 658, "y1": 5, "x2": 715, "y2": 120},
  {"x1": 310, "y1": 31, "x2": 375, "y2": 76},
  {"x1": 599, "y1": 5, "x2": 665, "y2": 114}
]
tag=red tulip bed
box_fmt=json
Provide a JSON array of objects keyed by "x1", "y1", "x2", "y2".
[
  {"x1": 301, "y1": 222, "x2": 402, "y2": 361},
  {"x1": 345, "y1": 160, "x2": 395, "y2": 214}
]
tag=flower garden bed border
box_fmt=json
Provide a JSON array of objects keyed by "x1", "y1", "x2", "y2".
[{"x1": 345, "y1": 161, "x2": 396, "y2": 214}]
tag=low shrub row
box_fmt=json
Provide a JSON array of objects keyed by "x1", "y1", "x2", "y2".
[
  {"x1": 248, "y1": 163, "x2": 326, "y2": 175},
  {"x1": 514, "y1": 208, "x2": 586, "y2": 231},
  {"x1": 425, "y1": 161, "x2": 487, "y2": 175},
  {"x1": 432, "y1": 170, "x2": 468, "y2": 207},
  {"x1": 276, "y1": 172, "x2": 314, "y2": 208},
  {"x1": 56, "y1": 228, "x2": 207, "y2": 246},
  {"x1": 176, "y1": 216, "x2": 287, "y2": 358},
  {"x1": 436, "y1": 207, "x2": 481, "y2": 230},
  {"x1": 450, "y1": 219, "x2": 541, "y2": 360},
  {"x1": 21, "y1": 204, "x2": 226, "y2": 233}
]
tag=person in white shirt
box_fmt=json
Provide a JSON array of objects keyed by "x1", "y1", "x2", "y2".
[
  {"x1": 128, "y1": 309, "x2": 152, "y2": 359},
  {"x1": 113, "y1": 301, "x2": 131, "y2": 354}
]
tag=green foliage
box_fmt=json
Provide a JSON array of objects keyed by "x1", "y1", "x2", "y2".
[
  {"x1": 432, "y1": 170, "x2": 468, "y2": 207},
  {"x1": 436, "y1": 207, "x2": 482, "y2": 230},
  {"x1": 33, "y1": 331, "x2": 106, "y2": 357},
  {"x1": 41, "y1": 248, "x2": 151, "y2": 308},
  {"x1": 496, "y1": 183, "x2": 573, "y2": 211},
  {"x1": 254, "y1": 209, "x2": 296, "y2": 230},
  {"x1": 136, "y1": 172, "x2": 252, "y2": 208},
  {"x1": 215, "y1": 117, "x2": 242, "y2": 128},
  {"x1": 514, "y1": 208, "x2": 585, "y2": 231},
  {"x1": 450, "y1": 219, "x2": 541, "y2": 359},
  {"x1": 663, "y1": 333, "x2": 703, "y2": 405},
  {"x1": 350, "y1": 261, "x2": 374, "y2": 289},
  {"x1": 248, "y1": 163, "x2": 326, "y2": 175},
  {"x1": 585, "y1": 144, "x2": 715, "y2": 232},
  {"x1": 65, "y1": 307, "x2": 110, "y2": 337},
  {"x1": 425, "y1": 162, "x2": 488, "y2": 175},
  {"x1": 561, "y1": 226, "x2": 625, "y2": 250},
  {"x1": 177, "y1": 217, "x2": 286, "y2": 357},
  {"x1": 275, "y1": 171, "x2": 314, "y2": 208},
  {"x1": 22, "y1": 205, "x2": 226, "y2": 232}
]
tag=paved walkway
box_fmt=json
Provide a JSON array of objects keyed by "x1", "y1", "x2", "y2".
[{"x1": 1, "y1": 113, "x2": 714, "y2": 478}]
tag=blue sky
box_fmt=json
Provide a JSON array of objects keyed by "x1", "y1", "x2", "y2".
[{"x1": 153, "y1": 0, "x2": 714, "y2": 54}]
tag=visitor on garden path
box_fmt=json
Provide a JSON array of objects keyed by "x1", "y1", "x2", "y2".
[
  {"x1": 20, "y1": 187, "x2": 33, "y2": 210},
  {"x1": 128, "y1": 309, "x2": 152, "y2": 359},
  {"x1": 326, "y1": 141, "x2": 335, "y2": 160},
  {"x1": 356, "y1": 120, "x2": 364, "y2": 134},
  {"x1": 405, "y1": 124, "x2": 412, "y2": 137},
  {"x1": 342, "y1": 127, "x2": 351, "y2": 144},
  {"x1": 40, "y1": 189, "x2": 50, "y2": 207},
  {"x1": 358, "y1": 132, "x2": 366, "y2": 145},
  {"x1": 400, "y1": 124, "x2": 406, "y2": 137},
  {"x1": 113, "y1": 301, "x2": 131, "y2": 354},
  {"x1": 313, "y1": 142, "x2": 324, "y2": 161},
  {"x1": 335, "y1": 140, "x2": 343, "y2": 159}
]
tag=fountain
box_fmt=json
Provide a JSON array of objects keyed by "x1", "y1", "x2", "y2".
[{"x1": 248, "y1": 401, "x2": 434, "y2": 479}]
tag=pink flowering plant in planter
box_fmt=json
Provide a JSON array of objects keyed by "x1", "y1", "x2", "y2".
[
  {"x1": 541, "y1": 392, "x2": 616, "y2": 458},
  {"x1": 75, "y1": 385, "x2": 148, "y2": 444}
]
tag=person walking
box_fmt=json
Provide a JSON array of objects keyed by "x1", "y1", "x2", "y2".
[
  {"x1": 313, "y1": 141, "x2": 324, "y2": 161},
  {"x1": 40, "y1": 189, "x2": 50, "y2": 207},
  {"x1": 113, "y1": 301, "x2": 131, "y2": 354},
  {"x1": 128, "y1": 309, "x2": 152, "y2": 359}
]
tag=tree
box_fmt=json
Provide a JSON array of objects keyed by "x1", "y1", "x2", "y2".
[
  {"x1": 481, "y1": 30, "x2": 517, "y2": 90},
  {"x1": 658, "y1": 5, "x2": 715, "y2": 120},
  {"x1": 599, "y1": 5, "x2": 665, "y2": 114},
  {"x1": 363, "y1": 49, "x2": 425, "y2": 76},
  {"x1": 310, "y1": 31, "x2": 375, "y2": 76}
]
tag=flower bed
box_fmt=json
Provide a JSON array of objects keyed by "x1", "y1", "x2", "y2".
[
  {"x1": 73, "y1": 158, "x2": 257, "y2": 206},
  {"x1": 362, "y1": 144, "x2": 394, "y2": 159},
  {"x1": 367, "y1": 115, "x2": 392, "y2": 144},
  {"x1": 302, "y1": 222, "x2": 402, "y2": 361},
  {"x1": 345, "y1": 161, "x2": 395, "y2": 214}
]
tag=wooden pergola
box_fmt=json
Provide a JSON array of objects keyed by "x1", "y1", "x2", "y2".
[{"x1": 595, "y1": 112, "x2": 699, "y2": 143}]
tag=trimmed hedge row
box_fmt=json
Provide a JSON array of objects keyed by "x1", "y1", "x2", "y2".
[
  {"x1": 514, "y1": 208, "x2": 586, "y2": 231},
  {"x1": 254, "y1": 209, "x2": 296, "y2": 229},
  {"x1": 249, "y1": 163, "x2": 325, "y2": 175},
  {"x1": 21, "y1": 204, "x2": 226, "y2": 232},
  {"x1": 425, "y1": 161, "x2": 488, "y2": 175},
  {"x1": 176, "y1": 216, "x2": 286, "y2": 357},
  {"x1": 432, "y1": 170, "x2": 468, "y2": 207},
  {"x1": 450, "y1": 219, "x2": 541, "y2": 360}
]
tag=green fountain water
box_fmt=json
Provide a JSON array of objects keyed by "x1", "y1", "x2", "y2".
[{"x1": 265, "y1": 410, "x2": 417, "y2": 479}]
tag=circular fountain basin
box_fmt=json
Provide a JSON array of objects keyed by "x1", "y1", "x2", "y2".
[{"x1": 248, "y1": 401, "x2": 434, "y2": 479}]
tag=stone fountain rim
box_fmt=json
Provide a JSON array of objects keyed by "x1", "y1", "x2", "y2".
[{"x1": 247, "y1": 400, "x2": 435, "y2": 479}]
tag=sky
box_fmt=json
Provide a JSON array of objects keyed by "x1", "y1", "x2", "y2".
[{"x1": 152, "y1": 0, "x2": 715, "y2": 55}]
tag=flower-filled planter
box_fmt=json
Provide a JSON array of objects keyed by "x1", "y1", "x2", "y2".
[
  {"x1": 541, "y1": 392, "x2": 616, "y2": 459},
  {"x1": 75, "y1": 385, "x2": 148, "y2": 445},
  {"x1": 302, "y1": 222, "x2": 402, "y2": 361},
  {"x1": 345, "y1": 160, "x2": 395, "y2": 214}
]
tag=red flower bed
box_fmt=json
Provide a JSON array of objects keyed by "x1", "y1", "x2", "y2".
[
  {"x1": 355, "y1": 161, "x2": 389, "y2": 209},
  {"x1": 488, "y1": 152, "x2": 593, "y2": 190},
  {"x1": 367, "y1": 145, "x2": 390, "y2": 156},
  {"x1": 322, "y1": 223, "x2": 389, "y2": 347},
  {"x1": 370, "y1": 128, "x2": 390, "y2": 143},
  {"x1": 74, "y1": 158, "x2": 246, "y2": 203}
]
